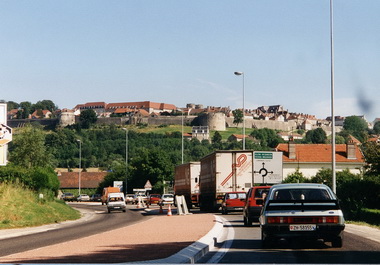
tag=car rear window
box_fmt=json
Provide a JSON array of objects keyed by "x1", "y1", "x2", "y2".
[
  {"x1": 273, "y1": 188, "x2": 331, "y2": 201},
  {"x1": 226, "y1": 193, "x2": 246, "y2": 200}
]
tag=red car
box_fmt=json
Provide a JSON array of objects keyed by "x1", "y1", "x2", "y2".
[
  {"x1": 221, "y1": 191, "x2": 247, "y2": 214},
  {"x1": 148, "y1": 194, "x2": 161, "y2": 205},
  {"x1": 243, "y1": 186, "x2": 271, "y2": 226}
]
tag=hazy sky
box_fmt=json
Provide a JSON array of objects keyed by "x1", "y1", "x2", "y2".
[{"x1": 1, "y1": 0, "x2": 379, "y2": 121}]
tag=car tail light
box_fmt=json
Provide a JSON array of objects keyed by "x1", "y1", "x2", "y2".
[
  {"x1": 268, "y1": 217, "x2": 289, "y2": 224},
  {"x1": 267, "y1": 216, "x2": 339, "y2": 224}
]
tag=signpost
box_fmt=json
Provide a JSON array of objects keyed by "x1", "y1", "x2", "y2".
[
  {"x1": 253, "y1": 151, "x2": 283, "y2": 184},
  {"x1": 0, "y1": 103, "x2": 11, "y2": 166}
]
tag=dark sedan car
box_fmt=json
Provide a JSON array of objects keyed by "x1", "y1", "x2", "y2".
[{"x1": 260, "y1": 183, "x2": 345, "y2": 248}]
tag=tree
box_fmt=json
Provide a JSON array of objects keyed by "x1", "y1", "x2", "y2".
[
  {"x1": 250, "y1": 128, "x2": 283, "y2": 148},
  {"x1": 19, "y1": 101, "x2": 32, "y2": 119},
  {"x1": 283, "y1": 169, "x2": 307, "y2": 183},
  {"x1": 305, "y1": 128, "x2": 327, "y2": 144},
  {"x1": 362, "y1": 141, "x2": 380, "y2": 177},
  {"x1": 32, "y1": 100, "x2": 58, "y2": 113},
  {"x1": 343, "y1": 116, "x2": 368, "y2": 142},
  {"x1": 9, "y1": 125, "x2": 56, "y2": 168},
  {"x1": 232, "y1": 109, "x2": 243, "y2": 127},
  {"x1": 79, "y1": 109, "x2": 98, "y2": 129},
  {"x1": 373, "y1": 121, "x2": 380, "y2": 135},
  {"x1": 6, "y1": 101, "x2": 19, "y2": 111},
  {"x1": 212, "y1": 131, "x2": 222, "y2": 147}
]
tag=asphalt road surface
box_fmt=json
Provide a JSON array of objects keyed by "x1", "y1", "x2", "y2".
[
  {"x1": 198, "y1": 213, "x2": 380, "y2": 264},
  {"x1": 0, "y1": 203, "x2": 146, "y2": 257}
]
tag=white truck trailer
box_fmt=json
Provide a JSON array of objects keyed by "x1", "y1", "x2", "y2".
[
  {"x1": 199, "y1": 150, "x2": 254, "y2": 211},
  {"x1": 174, "y1": 162, "x2": 200, "y2": 208}
]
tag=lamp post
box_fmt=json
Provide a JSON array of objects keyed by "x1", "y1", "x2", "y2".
[
  {"x1": 234, "y1": 71, "x2": 245, "y2": 150},
  {"x1": 123, "y1": 128, "x2": 128, "y2": 194},
  {"x1": 330, "y1": 0, "x2": 336, "y2": 193},
  {"x1": 76, "y1": 139, "x2": 81, "y2": 196},
  {"x1": 181, "y1": 109, "x2": 184, "y2": 164}
]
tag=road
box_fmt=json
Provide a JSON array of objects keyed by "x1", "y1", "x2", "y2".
[
  {"x1": 198, "y1": 213, "x2": 380, "y2": 264},
  {"x1": 0, "y1": 202, "x2": 145, "y2": 257}
]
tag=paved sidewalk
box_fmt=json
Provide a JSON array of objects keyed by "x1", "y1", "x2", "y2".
[{"x1": 0, "y1": 206, "x2": 222, "y2": 264}]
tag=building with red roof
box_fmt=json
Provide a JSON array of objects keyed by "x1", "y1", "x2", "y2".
[{"x1": 276, "y1": 141, "x2": 365, "y2": 178}]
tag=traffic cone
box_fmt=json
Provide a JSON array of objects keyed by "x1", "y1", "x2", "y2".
[
  {"x1": 159, "y1": 204, "x2": 164, "y2": 214},
  {"x1": 136, "y1": 197, "x2": 142, "y2": 208},
  {"x1": 167, "y1": 204, "x2": 172, "y2": 216}
]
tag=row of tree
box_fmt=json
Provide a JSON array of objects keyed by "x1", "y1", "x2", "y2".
[{"x1": 7, "y1": 100, "x2": 59, "y2": 119}]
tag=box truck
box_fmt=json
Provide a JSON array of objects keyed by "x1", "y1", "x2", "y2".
[
  {"x1": 174, "y1": 162, "x2": 200, "y2": 208},
  {"x1": 101, "y1": 186, "x2": 121, "y2": 205},
  {"x1": 199, "y1": 151, "x2": 254, "y2": 211}
]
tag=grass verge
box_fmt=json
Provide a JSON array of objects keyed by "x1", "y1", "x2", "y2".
[{"x1": 0, "y1": 183, "x2": 81, "y2": 229}]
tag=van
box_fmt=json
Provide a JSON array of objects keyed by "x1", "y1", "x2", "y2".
[
  {"x1": 101, "y1": 186, "x2": 120, "y2": 205},
  {"x1": 243, "y1": 186, "x2": 271, "y2": 226},
  {"x1": 107, "y1": 192, "x2": 126, "y2": 213}
]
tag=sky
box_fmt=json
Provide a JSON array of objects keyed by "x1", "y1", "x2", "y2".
[{"x1": 1, "y1": 0, "x2": 379, "y2": 121}]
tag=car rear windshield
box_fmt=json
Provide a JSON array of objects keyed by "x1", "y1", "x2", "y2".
[
  {"x1": 273, "y1": 188, "x2": 331, "y2": 201},
  {"x1": 226, "y1": 193, "x2": 246, "y2": 200},
  {"x1": 266, "y1": 188, "x2": 340, "y2": 211}
]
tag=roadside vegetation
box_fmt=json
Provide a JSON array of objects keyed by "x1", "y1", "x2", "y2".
[{"x1": 0, "y1": 182, "x2": 80, "y2": 229}]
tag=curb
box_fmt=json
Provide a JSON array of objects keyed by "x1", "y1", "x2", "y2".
[{"x1": 130, "y1": 215, "x2": 224, "y2": 264}]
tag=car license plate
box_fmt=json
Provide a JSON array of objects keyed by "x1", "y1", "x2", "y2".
[{"x1": 289, "y1": 224, "x2": 316, "y2": 231}]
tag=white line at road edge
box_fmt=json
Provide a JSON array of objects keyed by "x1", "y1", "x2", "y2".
[{"x1": 206, "y1": 216, "x2": 235, "y2": 264}]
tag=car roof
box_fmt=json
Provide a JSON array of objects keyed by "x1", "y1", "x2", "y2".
[{"x1": 270, "y1": 183, "x2": 330, "y2": 189}]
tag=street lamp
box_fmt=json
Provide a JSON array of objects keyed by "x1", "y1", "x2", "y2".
[
  {"x1": 330, "y1": 0, "x2": 336, "y2": 193},
  {"x1": 234, "y1": 71, "x2": 245, "y2": 150},
  {"x1": 123, "y1": 128, "x2": 128, "y2": 194},
  {"x1": 181, "y1": 109, "x2": 184, "y2": 164},
  {"x1": 76, "y1": 139, "x2": 81, "y2": 196}
]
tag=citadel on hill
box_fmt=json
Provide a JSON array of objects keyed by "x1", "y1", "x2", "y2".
[{"x1": 6, "y1": 100, "x2": 376, "y2": 135}]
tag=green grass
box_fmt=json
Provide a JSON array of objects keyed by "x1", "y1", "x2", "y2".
[{"x1": 0, "y1": 183, "x2": 81, "y2": 229}]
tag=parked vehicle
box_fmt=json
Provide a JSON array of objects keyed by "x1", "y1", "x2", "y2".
[
  {"x1": 199, "y1": 151, "x2": 254, "y2": 211},
  {"x1": 77, "y1": 194, "x2": 90, "y2": 202},
  {"x1": 221, "y1": 191, "x2": 246, "y2": 214},
  {"x1": 101, "y1": 187, "x2": 121, "y2": 205},
  {"x1": 160, "y1": 194, "x2": 174, "y2": 205},
  {"x1": 174, "y1": 162, "x2": 200, "y2": 208},
  {"x1": 148, "y1": 194, "x2": 161, "y2": 205},
  {"x1": 61, "y1": 192, "x2": 75, "y2": 202},
  {"x1": 125, "y1": 194, "x2": 135, "y2": 204},
  {"x1": 133, "y1": 193, "x2": 148, "y2": 204},
  {"x1": 91, "y1": 194, "x2": 102, "y2": 202},
  {"x1": 107, "y1": 192, "x2": 126, "y2": 213},
  {"x1": 243, "y1": 186, "x2": 271, "y2": 226},
  {"x1": 259, "y1": 183, "x2": 345, "y2": 248}
]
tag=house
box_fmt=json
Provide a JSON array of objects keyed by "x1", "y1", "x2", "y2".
[
  {"x1": 58, "y1": 171, "x2": 107, "y2": 189},
  {"x1": 276, "y1": 141, "x2": 365, "y2": 178},
  {"x1": 277, "y1": 132, "x2": 303, "y2": 141},
  {"x1": 31, "y1": 109, "x2": 52, "y2": 119}
]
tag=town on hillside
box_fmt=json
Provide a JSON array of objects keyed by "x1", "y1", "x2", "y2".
[{"x1": 5, "y1": 100, "x2": 379, "y2": 136}]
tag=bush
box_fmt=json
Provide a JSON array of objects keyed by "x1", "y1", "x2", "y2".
[{"x1": 0, "y1": 165, "x2": 60, "y2": 197}]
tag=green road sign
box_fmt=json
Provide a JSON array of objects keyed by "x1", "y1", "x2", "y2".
[{"x1": 254, "y1": 152, "x2": 273, "y2": 159}]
